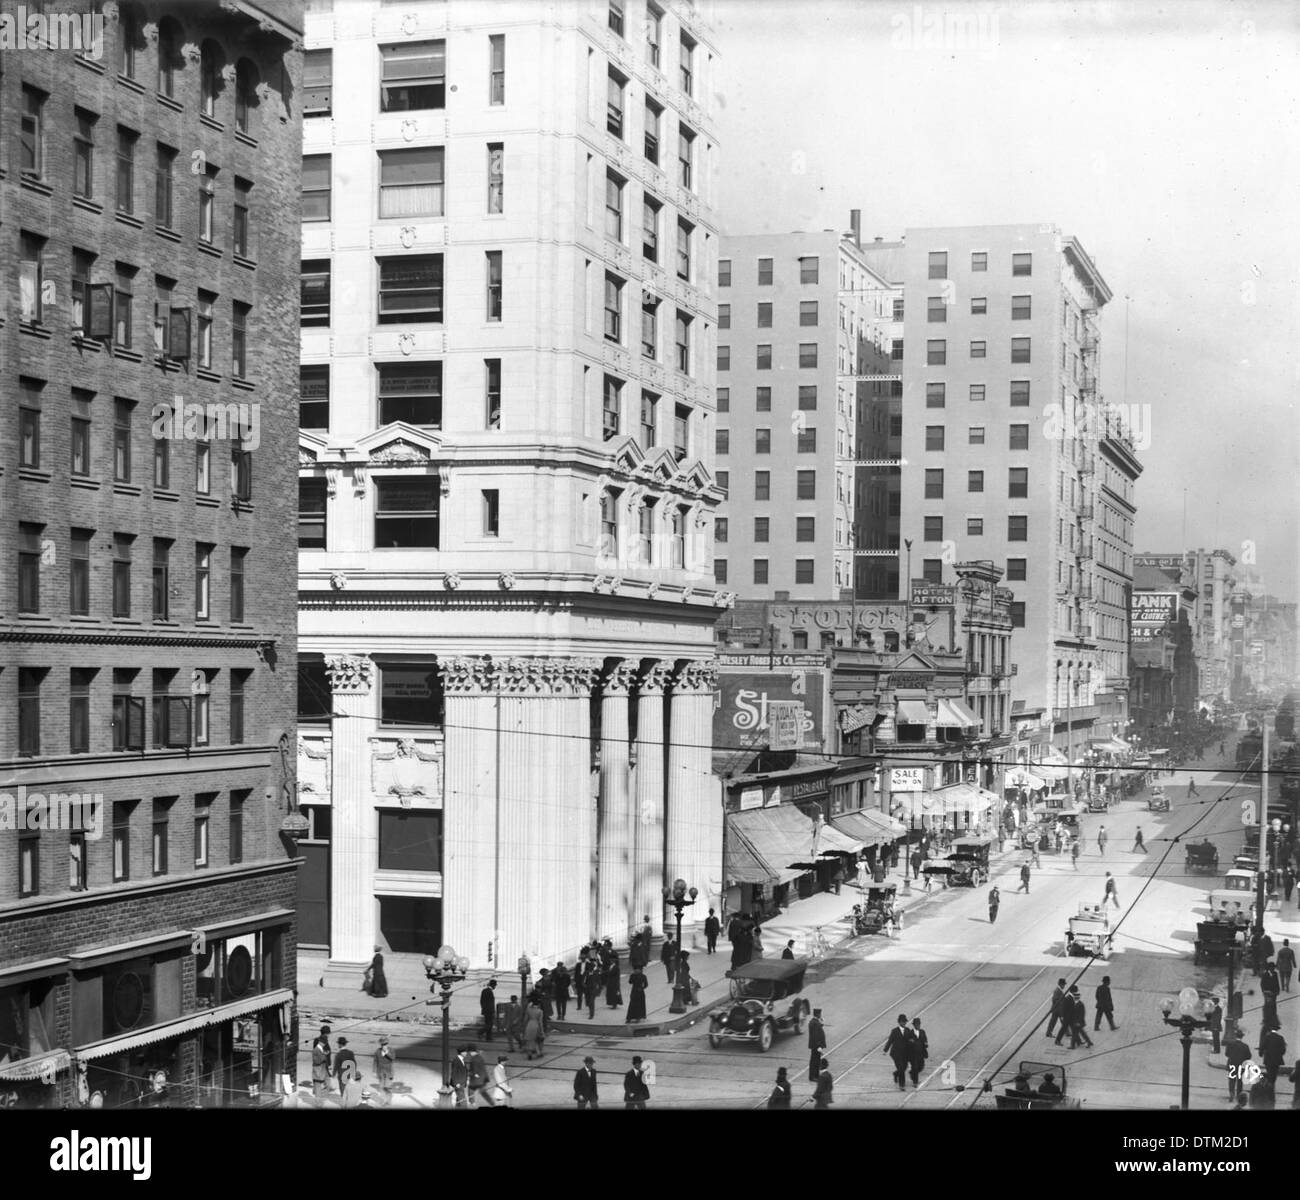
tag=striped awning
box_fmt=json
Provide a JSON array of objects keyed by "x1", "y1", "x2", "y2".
[
  {"x1": 896, "y1": 700, "x2": 930, "y2": 724},
  {"x1": 840, "y1": 704, "x2": 878, "y2": 734},
  {"x1": 0, "y1": 1049, "x2": 71, "y2": 1082}
]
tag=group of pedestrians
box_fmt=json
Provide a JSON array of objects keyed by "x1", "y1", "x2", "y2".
[
  {"x1": 727, "y1": 911, "x2": 766, "y2": 969},
  {"x1": 571, "y1": 1055, "x2": 653, "y2": 1109},
  {"x1": 882, "y1": 1013, "x2": 931, "y2": 1090},
  {"x1": 1044, "y1": 977, "x2": 1116, "y2": 1049},
  {"x1": 309, "y1": 1025, "x2": 396, "y2": 1106}
]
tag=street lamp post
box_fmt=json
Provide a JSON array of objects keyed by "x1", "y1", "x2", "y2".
[
  {"x1": 423, "y1": 943, "x2": 470, "y2": 1108},
  {"x1": 1160, "y1": 988, "x2": 1212, "y2": 1110},
  {"x1": 662, "y1": 879, "x2": 698, "y2": 1013}
]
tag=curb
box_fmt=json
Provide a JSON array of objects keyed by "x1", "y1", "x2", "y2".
[{"x1": 549, "y1": 995, "x2": 729, "y2": 1037}]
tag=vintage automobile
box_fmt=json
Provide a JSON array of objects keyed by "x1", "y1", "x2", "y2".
[
  {"x1": 1028, "y1": 805, "x2": 1084, "y2": 852},
  {"x1": 1207, "y1": 870, "x2": 1256, "y2": 926},
  {"x1": 1086, "y1": 790, "x2": 1110, "y2": 813},
  {"x1": 1065, "y1": 903, "x2": 1113, "y2": 957},
  {"x1": 1184, "y1": 840, "x2": 1220, "y2": 873},
  {"x1": 994, "y1": 1060, "x2": 1080, "y2": 1110},
  {"x1": 709, "y1": 959, "x2": 810, "y2": 1052},
  {"x1": 1194, "y1": 918, "x2": 1245, "y2": 964},
  {"x1": 855, "y1": 884, "x2": 897, "y2": 934},
  {"x1": 1148, "y1": 785, "x2": 1169, "y2": 813},
  {"x1": 945, "y1": 837, "x2": 993, "y2": 887}
]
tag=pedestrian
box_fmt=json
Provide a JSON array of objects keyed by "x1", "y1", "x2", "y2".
[
  {"x1": 909, "y1": 1017, "x2": 929, "y2": 1087},
  {"x1": 623, "y1": 1056, "x2": 650, "y2": 1109},
  {"x1": 1054, "y1": 827, "x2": 1063, "y2": 855},
  {"x1": 626, "y1": 961, "x2": 648, "y2": 1023},
  {"x1": 767, "y1": 1066, "x2": 792, "y2": 1108},
  {"x1": 573, "y1": 1056, "x2": 599, "y2": 1110},
  {"x1": 450, "y1": 1047, "x2": 471, "y2": 1108},
  {"x1": 501, "y1": 993, "x2": 522, "y2": 1051},
  {"x1": 1249, "y1": 1075, "x2": 1276, "y2": 1109},
  {"x1": 552, "y1": 961, "x2": 571, "y2": 1020},
  {"x1": 1188, "y1": 775, "x2": 1199, "y2": 797},
  {"x1": 661, "y1": 934, "x2": 679, "y2": 984},
  {"x1": 1132, "y1": 827, "x2": 1146, "y2": 854},
  {"x1": 1094, "y1": 975, "x2": 1117, "y2": 1031},
  {"x1": 1103, "y1": 872, "x2": 1119, "y2": 909},
  {"x1": 1037, "y1": 1072, "x2": 1062, "y2": 1099},
  {"x1": 1045, "y1": 978, "x2": 1068, "y2": 1040},
  {"x1": 1225, "y1": 1032, "x2": 1251, "y2": 1101},
  {"x1": 1219, "y1": 741, "x2": 1225, "y2": 756},
  {"x1": 372, "y1": 1034, "x2": 395, "y2": 1096},
  {"x1": 1071, "y1": 840, "x2": 1080, "y2": 870},
  {"x1": 704, "y1": 908, "x2": 720, "y2": 954},
  {"x1": 365, "y1": 945, "x2": 388, "y2": 998},
  {"x1": 582, "y1": 961, "x2": 600, "y2": 1019},
  {"x1": 639, "y1": 914, "x2": 654, "y2": 949},
  {"x1": 727, "y1": 911, "x2": 743, "y2": 950},
  {"x1": 1059, "y1": 986, "x2": 1093, "y2": 1049},
  {"x1": 988, "y1": 886, "x2": 1000, "y2": 923},
  {"x1": 883, "y1": 1014, "x2": 914, "y2": 1091},
  {"x1": 1098, "y1": 826, "x2": 1107, "y2": 856},
  {"x1": 489, "y1": 1056, "x2": 513, "y2": 1107},
  {"x1": 522, "y1": 1000, "x2": 544, "y2": 1059},
  {"x1": 480, "y1": 978, "x2": 498, "y2": 1041},
  {"x1": 751, "y1": 923, "x2": 765, "y2": 958},
  {"x1": 808, "y1": 1008, "x2": 827, "y2": 1082},
  {"x1": 813, "y1": 1059, "x2": 834, "y2": 1108},
  {"x1": 1278, "y1": 939, "x2": 1296, "y2": 992},
  {"x1": 782, "y1": 939, "x2": 796, "y2": 960},
  {"x1": 1207, "y1": 996, "x2": 1223, "y2": 1054},
  {"x1": 910, "y1": 848, "x2": 923, "y2": 880},
  {"x1": 310, "y1": 1027, "x2": 332, "y2": 1098},
  {"x1": 1018, "y1": 862, "x2": 1031, "y2": 894},
  {"x1": 467, "y1": 1043, "x2": 493, "y2": 1107},
  {"x1": 674, "y1": 950, "x2": 695, "y2": 1007},
  {"x1": 333, "y1": 1037, "x2": 357, "y2": 1092},
  {"x1": 1285, "y1": 866, "x2": 1297, "y2": 904},
  {"x1": 604, "y1": 949, "x2": 622, "y2": 1009},
  {"x1": 536, "y1": 968, "x2": 555, "y2": 1033},
  {"x1": 1261, "y1": 1025, "x2": 1288, "y2": 1083}
]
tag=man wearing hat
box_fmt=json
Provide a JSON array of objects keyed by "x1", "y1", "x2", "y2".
[
  {"x1": 813, "y1": 1058, "x2": 834, "y2": 1108},
  {"x1": 807, "y1": 1009, "x2": 827, "y2": 1082},
  {"x1": 623, "y1": 1056, "x2": 650, "y2": 1109},
  {"x1": 333, "y1": 1037, "x2": 357, "y2": 1092},
  {"x1": 373, "y1": 1034, "x2": 396, "y2": 1096},
  {"x1": 480, "y1": 978, "x2": 498, "y2": 1041},
  {"x1": 310, "y1": 1026, "x2": 332, "y2": 1098},
  {"x1": 1037, "y1": 1072, "x2": 1062, "y2": 1098},
  {"x1": 573, "y1": 1055, "x2": 599, "y2": 1109}
]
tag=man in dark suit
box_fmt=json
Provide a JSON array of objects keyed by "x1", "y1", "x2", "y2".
[
  {"x1": 704, "y1": 909, "x2": 721, "y2": 955},
  {"x1": 909, "y1": 1017, "x2": 929, "y2": 1087},
  {"x1": 1037, "y1": 1072, "x2": 1062, "y2": 1098},
  {"x1": 623, "y1": 1056, "x2": 650, "y2": 1109},
  {"x1": 807, "y1": 1009, "x2": 827, "y2": 1082},
  {"x1": 1225, "y1": 1031, "x2": 1252, "y2": 1101},
  {"x1": 551, "y1": 962, "x2": 571, "y2": 1020},
  {"x1": 480, "y1": 978, "x2": 497, "y2": 1040},
  {"x1": 467, "y1": 1044, "x2": 491, "y2": 1107},
  {"x1": 883, "y1": 1013, "x2": 914, "y2": 1091},
  {"x1": 449, "y1": 1047, "x2": 471, "y2": 1108},
  {"x1": 813, "y1": 1059, "x2": 834, "y2": 1108},
  {"x1": 1045, "y1": 979, "x2": 1067, "y2": 1040},
  {"x1": 1094, "y1": 975, "x2": 1117, "y2": 1031},
  {"x1": 333, "y1": 1037, "x2": 357, "y2": 1092},
  {"x1": 573, "y1": 1055, "x2": 599, "y2": 1109},
  {"x1": 1261, "y1": 1025, "x2": 1288, "y2": 1083},
  {"x1": 782, "y1": 939, "x2": 796, "y2": 959}
]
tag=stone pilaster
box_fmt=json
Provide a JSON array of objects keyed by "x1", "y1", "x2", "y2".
[
  {"x1": 596, "y1": 662, "x2": 636, "y2": 942},
  {"x1": 441, "y1": 656, "x2": 497, "y2": 967},
  {"x1": 633, "y1": 661, "x2": 672, "y2": 938},
  {"x1": 667, "y1": 660, "x2": 720, "y2": 940},
  {"x1": 322, "y1": 654, "x2": 374, "y2": 986}
]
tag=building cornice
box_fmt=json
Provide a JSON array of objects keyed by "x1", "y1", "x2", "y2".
[{"x1": 0, "y1": 626, "x2": 277, "y2": 653}]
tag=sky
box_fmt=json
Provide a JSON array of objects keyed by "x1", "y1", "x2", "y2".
[{"x1": 711, "y1": 0, "x2": 1300, "y2": 601}]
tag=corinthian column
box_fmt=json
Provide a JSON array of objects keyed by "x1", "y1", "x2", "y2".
[
  {"x1": 667, "y1": 659, "x2": 720, "y2": 943},
  {"x1": 596, "y1": 662, "x2": 636, "y2": 943},
  {"x1": 441, "y1": 656, "x2": 496, "y2": 968},
  {"x1": 633, "y1": 662, "x2": 672, "y2": 938},
  {"x1": 322, "y1": 655, "x2": 375, "y2": 987}
]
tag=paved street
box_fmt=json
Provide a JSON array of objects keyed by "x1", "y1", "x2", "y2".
[{"x1": 297, "y1": 738, "x2": 1297, "y2": 1110}]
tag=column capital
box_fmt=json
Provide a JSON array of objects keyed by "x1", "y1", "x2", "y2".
[
  {"x1": 673, "y1": 659, "x2": 719, "y2": 694},
  {"x1": 497, "y1": 656, "x2": 602, "y2": 696},
  {"x1": 324, "y1": 654, "x2": 373, "y2": 695},
  {"x1": 637, "y1": 661, "x2": 674, "y2": 695},
  {"x1": 600, "y1": 661, "x2": 639, "y2": 696},
  {"x1": 441, "y1": 655, "x2": 494, "y2": 695}
]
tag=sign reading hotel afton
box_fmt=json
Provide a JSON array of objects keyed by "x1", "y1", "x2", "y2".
[{"x1": 911, "y1": 582, "x2": 956, "y2": 607}]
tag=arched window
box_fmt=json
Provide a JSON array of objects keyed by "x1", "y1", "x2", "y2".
[
  {"x1": 156, "y1": 18, "x2": 182, "y2": 99},
  {"x1": 235, "y1": 59, "x2": 260, "y2": 135},
  {"x1": 200, "y1": 40, "x2": 225, "y2": 118}
]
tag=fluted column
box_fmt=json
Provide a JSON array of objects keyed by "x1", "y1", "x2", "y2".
[
  {"x1": 633, "y1": 662, "x2": 672, "y2": 938},
  {"x1": 441, "y1": 656, "x2": 497, "y2": 967},
  {"x1": 322, "y1": 655, "x2": 375, "y2": 985},
  {"x1": 596, "y1": 662, "x2": 636, "y2": 943},
  {"x1": 667, "y1": 660, "x2": 720, "y2": 942}
]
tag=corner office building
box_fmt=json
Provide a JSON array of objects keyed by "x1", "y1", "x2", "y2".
[
  {"x1": 293, "y1": 0, "x2": 724, "y2": 982},
  {"x1": 0, "y1": 2, "x2": 302, "y2": 1107}
]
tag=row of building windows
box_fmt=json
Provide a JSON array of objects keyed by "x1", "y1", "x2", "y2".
[
  {"x1": 605, "y1": 69, "x2": 699, "y2": 192},
  {"x1": 602, "y1": 375, "x2": 696, "y2": 451},
  {"x1": 301, "y1": 251, "x2": 501, "y2": 327},
  {"x1": 713, "y1": 558, "x2": 818, "y2": 586},
  {"x1": 602, "y1": 272, "x2": 697, "y2": 373},
  {"x1": 714, "y1": 386, "x2": 820, "y2": 413},
  {"x1": 13, "y1": 666, "x2": 250, "y2": 761},
  {"x1": 716, "y1": 256, "x2": 819, "y2": 287},
  {"x1": 923, "y1": 338, "x2": 1032, "y2": 364},
  {"x1": 927, "y1": 295, "x2": 1032, "y2": 321},
  {"x1": 597, "y1": 490, "x2": 694, "y2": 569},
  {"x1": 923, "y1": 468, "x2": 1030, "y2": 498},
  {"x1": 16, "y1": 788, "x2": 249, "y2": 899},
  {"x1": 716, "y1": 300, "x2": 820, "y2": 330},
  {"x1": 298, "y1": 481, "x2": 507, "y2": 550},
  {"x1": 919, "y1": 425, "x2": 1039, "y2": 451},
  {"x1": 715, "y1": 427, "x2": 820, "y2": 455},
  {"x1": 924, "y1": 381, "x2": 1033, "y2": 407},
  {"x1": 607, "y1": 1, "x2": 699, "y2": 96},
  {"x1": 923, "y1": 515, "x2": 1031, "y2": 541},
  {"x1": 596, "y1": 170, "x2": 701, "y2": 292},
  {"x1": 300, "y1": 360, "x2": 505, "y2": 431},
  {"x1": 929, "y1": 250, "x2": 1033, "y2": 278},
  {"x1": 716, "y1": 342, "x2": 820, "y2": 371}
]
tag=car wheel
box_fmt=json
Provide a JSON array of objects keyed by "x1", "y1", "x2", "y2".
[
  {"x1": 971, "y1": 868, "x2": 982, "y2": 888},
  {"x1": 758, "y1": 1020, "x2": 774, "y2": 1052},
  {"x1": 708, "y1": 1032, "x2": 722, "y2": 1049}
]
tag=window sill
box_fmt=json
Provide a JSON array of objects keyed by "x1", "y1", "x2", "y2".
[
  {"x1": 71, "y1": 476, "x2": 102, "y2": 491},
  {"x1": 18, "y1": 467, "x2": 52, "y2": 483},
  {"x1": 115, "y1": 210, "x2": 144, "y2": 231},
  {"x1": 199, "y1": 114, "x2": 224, "y2": 133},
  {"x1": 152, "y1": 620, "x2": 181, "y2": 629},
  {"x1": 197, "y1": 240, "x2": 223, "y2": 259},
  {"x1": 20, "y1": 322, "x2": 53, "y2": 340},
  {"x1": 232, "y1": 499, "x2": 255, "y2": 513},
  {"x1": 233, "y1": 254, "x2": 257, "y2": 271},
  {"x1": 20, "y1": 174, "x2": 53, "y2": 198},
  {"x1": 156, "y1": 94, "x2": 183, "y2": 113},
  {"x1": 77, "y1": 56, "x2": 106, "y2": 75},
  {"x1": 195, "y1": 368, "x2": 222, "y2": 384},
  {"x1": 155, "y1": 226, "x2": 182, "y2": 244},
  {"x1": 113, "y1": 347, "x2": 144, "y2": 364},
  {"x1": 231, "y1": 378, "x2": 256, "y2": 392},
  {"x1": 72, "y1": 196, "x2": 104, "y2": 217},
  {"x1": 16, "y1": 613, "x2": 53, "y2": 623},
  {"x1": 72, "y1": 335, "x2": 105, "y2": 354},
  {"x1": 117, "y1": 74, "x2": 146, "y2": 93},
  {"x1": 70, "y1": 615, "x2": 100, "y2": 624},
  {"x1": 234, "y1": 130, "x2": 258, "y2": 149},
  {"x1": 111, "y1": 618, "x2": 144, "y2": 627},
  {"x1": 154, "y1": 356, "x2": 184, "y2": 373},
  {"x1": 153, "y1": 489, "x2": 180, "y2": 503},
  {"x1": 112, "y1": 483, "x2": 143, "y2": 498},
  {"x1": 196, "y1": 496, "x2": 221, "y2": 508}
]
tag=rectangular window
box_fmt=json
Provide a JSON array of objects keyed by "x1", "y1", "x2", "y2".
[
  {"x1": 230, "y1": 549, "x2": 247, "y2": 622},
  {"x1": 230, "y1": 672, "x2": 247, "y2": 743},
  {"x1": 195, "y1": 442, "x2": 211, "y2": 494},
  {"x1": 18, "y1": 668, "x2": 42, "y2": 757},
  {"x1": 797, "y1": 427, "x2": 817, "y2": 453},
  {"x1": 646, "y1": 4, "x2": 662, "y2": 65},
  {"x1": 152, "y1": 800, "x2": 170, "y2": 876},
  {"x1": 1009, "y1": 424, "x2": 1029, "y2": 450},
  {"x1": 154, "y1": 143, "x2": 176, "y2": 229},
  {"x1": 969, "y1": 383, "x2": 985, "y2": 403},
  {"x1": 969, "y1": 425, "x2": 985, "y2": 445},
  {"x1": 927, "y1": 295, "x2": 947, "y2": 323},
  {"x1": 797, "y1": 385, "x2": 816, "y2": 410},
  {"x1": 642, "y1": 195, "x2": 661, "y2": 262},
  {"x1": 198, "y1": 163, "x2": 218, "y2": 243},
  {"x1": 19, "y1": 380, "x2": 41, "y2": 469},
  {"x1": 378, "y1": 146, "x2": 444, "y2": 218},
  {"x1": 381, "y1": 40, "x2": 446, "y2": 111},
  {"x1": 1010, "y1": 380, "x2": 1031, "y2": 406},
  {"x1": 924, "y1": 469, "x2": 944, "y2": 499},
  {"x1": 714, "y1": 517, "x2": 727, "y2": 544},
  {"x1": 674, "y1": 310, "x2": 691, "y2": 374},
  {"x1": 971, "y1": 296, "x2": 987, "y2": 316},
  {"x1": 715, "y1": 470, "x2": 728, "y2": 493},
  {"x1": 116, "y1": 126, "x2": 137, "y2": 213},
  {"x1": 18, "y1": 524, "x2": 43, "y2": 614},
  {"x1": 755, "y1": 471, "x2": 770, "y2": 501},
  {"x1": 919, "y1": 560, "x2": 941, "y2": 584},
  {"x1": 717, "y1": 303, "x2": 730, "y2": 330},
  {"x1": 753, "y1": 559, "x2": 769, "y2": 585},
  {"x1": 196, "y1": 290, "x2": 216, "y2": 367},
  {"x1": 799, "y1": 300, "x2": 818, "y2": 327},
  {"x1": 673, "y1": 404, "x2": 690, "y2": 461},
  {"x1": 298, "y1": 480, "x2": 327, "y2": 549},
  {"x1": 716, "y1": 344, "x2": 729, "y2": 371},
  {"x1": 644, "y1": 97, "x2": 661, "y2": 163},
  {"x1": 482, "y1": 489, "x2": 500, "y2": 536},
  {"x1": 1012, "y1": 252, "x2": 1032, "y2": 276},
  {"x1": 968, "y1": 470, "x2": 984, "y2": 492},
  {"x1": 378, "y1": 361, "x2": 442, "y2": 427},
  {"x1": 73, "y1": 108, "x2": 96, "y2": 198},
  {"x1": 604, "y1": 273, "x2": 623, "y2": 342},
  {"x1": 926, "y1": 382, "x2": 946, "y2": 409},
  {"x1": 678, "y1": 124, "x2": 695, "y2": 190},
  {"x1": 378, "y1": 255, "x2": 443, "y2": 323},
  {"x1": 1012, "y1": 294, "x2": 1032, "y2": 320},
  {"x1": 608, "y1": 1, "x2": 625, "y2": 35},
  {"x1": 489, "y1": 34, "x2": 505, "y2": 104},
  {"x1": 485, "y1": 359, "x2": 502, "y2": 428},
  {"x1": 194, "y1": 544, "x2": 212, "y2": 620},
  {"x1": 1009, "y1": 467, "x2": 1029, "y2": 498},
  {"x1": 971, "y1": 251, "x2": 987, "y2": 272},
  {"x1": 19, "y1": 832, "x2": 39, "y2": 896},
  {"x1": 111, "y1": 534, "x2": 132, "y2": 618},
  {"x1": 797, "y1": 470, "x2": 816, "y2": 500},
  {"x1": 153, "y1": 433, "x2": 170, "y2": 491},
  {"x1": 233, "y1": 178, "x2": 251, "y2": 257},
  {"x1": 1008, "y1": 515, "x2": 1029, "y2": 541},
  {"x1": 926, "y1": 425, "x2": 945, "y2": 451},
  {"x1": 375, "y1": 478, "x2": 440, "y2": 548},
  {"x1": 641, "y1": 297, "x2": 658, "y2": 358},
  {"x1": 599, "y1": 490, "x2": 620, "y2": 558},
  {"x1": 924, "y1": 516, "x2": 943, "y2": 541},
  {"x1": 1006, "y1": 557, "x2": 1027, "y2": 581},
  {"x1": 152, "y1": 539, "x2": 170, "y2": 620},
  {"x1": 928, "y1": 251, "x2": 947, "y2": 279},
  {"x1": 19, "y1": 233, "x2": 44, "y2": 323},
  {"x1": 232, "y1": 302, "x2": 249, "y2": 379},
  {"x1": 602, "y1": 375, "x2": 622, "y2": 441},
  {"x1": 111, "y1": 264, "x2": 134, "y2": 347},
  {"x1": 757, "y1": 344, "x2": 772, "y2": 370},
  {"x1": 21, "y1": 85, "x2": 45, "y2": 176},
  {"x1": 607, "y1": 69, "x2": 626, "y2": 137},
  {"x1": 796, "y1": 516, "x2": 815, "y2": 542},
  {"x1": 716, "y1": 388, "x2": 729, "y2": 412},
  {"x1": 795, "y1": 560, "x2": 814, "y2": 585},
  {"x1": 485, "y1": 250, "x2": 503, "y2": 321},
  {"x1": 71, "y1": 529, "x2": 92, "y2": 615},
  {"x1": 926, "y1": 339, "x2": 946, "y2": 365},
  {"x1": 113, "y1": 399, "x2": 133, "y2": 483},
  {"x1": 303, "y1": 47, "x2": 333, "y2": 115},
  {"x1": 676, "y1": 218, "x2": 692, "y2": 280},
  {"x1": 970, "y1": 340, "x2": 986, "y2": 359},
  {"x1": 112, "y1": 803, "x2": 133, "y2": 881},
  {"x1": 641, "y1": 392, "x2": 658, "y2": 447},
  {"x1": 487, "y1": 142, "x2": 504, "y2": 213},
  {"x1": 229, "y1": 792, "x2": 246, "y2": 864},
  {"x1": 756, "y1": 387, "x2": 771, "y2": 411},
  {"x1": 755, "y1": 428, "x2": 771, "y2": 455},
  {"x1": 605, "y1": 172, "x2": 624, "y2": 241},
  {"x1": 799, "y1": 256, "x2": 820, "y2": 284},
  {"x1": 718, "y1": 259, "x2": 731, "y2": 287},
  {"x1": 302, "y1": 154, "x2": 331, "y2": 222},
  {"x1": 714, "y1": 429, "x2": 729, "y2": 455},
  {"x1": 754, "y1": 301, "x2": 772, "y2": 329},
  {"x1": 194, "y1": 803, "x2": 210, "y2": 868},
  {"x1": 680, "y1": 31, "x2": 695, "y2": 94},
  {"x1": 300, "y1": 260, "x2": 330, "y2": 328},
  {"x1": 1011, "y1": 601, "x2": 1026, "y2": 627}
]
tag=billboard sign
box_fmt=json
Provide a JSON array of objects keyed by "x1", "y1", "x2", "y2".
[
  {"x1": 890, "y1": 767, "x2": 925, "y2": 792},
  {"x1": 714, "y1": 661, "x2": 826, "y2": 751},
  {"x1": 766, "y1": 701, "x2": 803, "y2": 751},
  {"x1": 1130, "y1": 591, "x2": 1178, "y2": 627},
  {"x1": 911, "y1": 581, "x2": 956, "y2": 607}
]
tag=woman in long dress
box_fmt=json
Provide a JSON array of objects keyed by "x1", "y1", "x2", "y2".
[
  {"x1": 522, "y1": 1002, "x2": 544, "y2": 1060},
  {"x1": 626, "y1": 967, "x2": 648, "y2": 1022},
  {"x1": 750, "y1": 924, "x2": 765, "y2": 958},
  {"x1": 367, "y1": 948, "x2": 388, "y2": 998},
  {"x1": 604, "y1": 950, "x2": 622, "y2": 1008}
]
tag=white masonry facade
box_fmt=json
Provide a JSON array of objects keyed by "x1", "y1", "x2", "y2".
[{"x1": 295, "y1": 0, "x2": 726, "y2": 983}]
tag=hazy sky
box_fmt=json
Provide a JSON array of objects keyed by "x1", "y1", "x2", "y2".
[{"x1": 712, "y1": 0, "x2": 1300, "y2": 601}]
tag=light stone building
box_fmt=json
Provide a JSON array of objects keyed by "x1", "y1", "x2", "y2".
[{"x1": 294, "y1": 0, "x2": 725, "y2": 982}]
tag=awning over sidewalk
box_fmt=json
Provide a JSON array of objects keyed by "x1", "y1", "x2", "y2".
[
  {"x1": 0, "y1": 1049, "x2": 71, "y2": 1082},
  {"x1": 935, "y1": 698, "x2": 980, "y2": 728},
  {"x1": 896, "y1": 700, "x2": 931, "y2": 724},
  {"x1": 840, "y1": 704, "x2": 878, "y2": 734},
  {"x1": 831, "y1": 809, "x2": 906, "y2": 847},
  {"x1": 925, "y1": 782, "x2": 999, "y2": 815},
  {"x1": 1089, "y1": 738, "x2": 1128, "y2": 753},
  {"x1": 725, "y1": 804, "x2": 821, "y2": 886},
  {"x1": 814, "y1": 822, "x2": 863, "y2": 854},
  {"x1": 1004, "y1": 766, "x2": 1048, "y2": 791}
]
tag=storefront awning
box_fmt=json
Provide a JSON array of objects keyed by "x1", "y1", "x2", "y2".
[
  {"x1": 1089, "y1": 738, "x2": 1127, "y2": 753},
  {"x1": 896, "y1": 700, "x2": 930, "y2": 724},
  {"x1": 923, "y1": 783, "x2": 998, "y2": 815},
  {"x1": 76, "y1": 988, "x2": 294, "y2": 1062},
  {"x1": 725, "y1": 805, "x2": 821, "y2": 886},
  {"x1": 814, "y1": 822, "x2": 863, "y2": 854},
  {"x1": 0, "y1": 1049, "x2": 71, "y2": 1082},
  {"x1": 840, "y1": 704, "x2": 878, "y2": 734},
  {"x1": 831, "y1": 809, "x2": 906, "y2": 847},
  {"x1": 944, "y1": 698, "x2": 981, "y2": 727},
  {"x1": 1004, "y1": 766, "x2": 1048, "y2": 791}
]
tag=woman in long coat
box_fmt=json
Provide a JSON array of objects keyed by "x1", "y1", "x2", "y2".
[
  {"x1": 366, "y1": 947, "x2": 388, "y2": 998},
  {"x1": 626, "y1": 965, "x2": 648, "y2": 1022},
  {"x1": 604, "y1": 950, "x2": 622, "y2": 1008},
  {"x1": 522, "y1": 1002, "x2": 545, "y2": 1060}
]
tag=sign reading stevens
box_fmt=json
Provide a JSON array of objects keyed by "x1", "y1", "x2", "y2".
[{"x1": 715, "y1": 655, "x2": 826, "y2": 751}]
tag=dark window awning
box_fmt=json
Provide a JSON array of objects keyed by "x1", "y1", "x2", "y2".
[
  {"x1": 831, "y1": 809, "x2": 906, "y2": 847},
  {"x1": 725, "y1": 804, "x2": 821, "y2": 886}
]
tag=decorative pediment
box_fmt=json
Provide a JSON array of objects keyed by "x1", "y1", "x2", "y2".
[
  {"x1": 674, "y1": 457, "x2": 714, "y2": 492},
  {"x1": 355, "y1": 422, "x2": 444, "y2": 463},
  {"x1": 298, "y1": 430, "x2": 330, "y2": 466},
  {"x1": 608, "y1": 436, "x2": 646, "y2": 475},
  {"x1": 889, "y1": 650, "x2": 939, "y2": 673},
  {"x1": 639, "y1": 448, "x2": 678, "y2": 483}
]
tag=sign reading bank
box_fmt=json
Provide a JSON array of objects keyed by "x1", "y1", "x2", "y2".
[{"x1": 714, "y1": 654, "x2": 826, "y2": 752}]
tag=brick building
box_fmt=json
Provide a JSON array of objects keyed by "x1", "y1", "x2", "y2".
[{"x1": 0, "y1": 0, "x2": 303, "y2": 1109}]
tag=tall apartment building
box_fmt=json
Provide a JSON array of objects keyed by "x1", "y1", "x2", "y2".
[
  {"x1": 0, "y1": 2, "x2": 302, "y2": 1108},
  {"x1": 713, "y1": 219, "x2": 894, "y2": 601},
  {"x1": 294, "y1": 0, "x2": 723, "y2": 980},
  {"x1": 894, "y1": 225, "x2": 1142, "y2": 756}
]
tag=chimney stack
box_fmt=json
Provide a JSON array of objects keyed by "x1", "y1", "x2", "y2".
[{"x1": 849, "y1": 209, "x2": 861, "y2": 249}]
